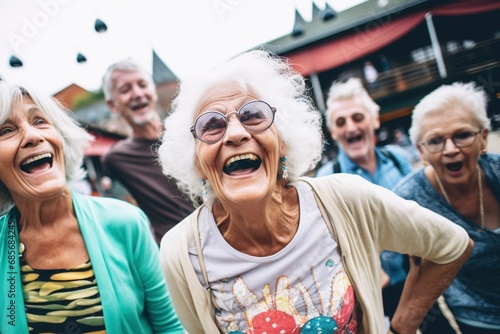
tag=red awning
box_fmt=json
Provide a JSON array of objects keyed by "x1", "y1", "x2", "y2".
[
  {"x1": 432, "y1": 0, "x2": 500, "y2": 16},
  {"x1": 285, "y1": 0, "x2": 500, "y2": 76},
  {"x1": 84, "y1": 134, "x2": 119, "y2": 157},
  {"x1": 286, "y1": 12, "x2": 425, "y2": 76}
]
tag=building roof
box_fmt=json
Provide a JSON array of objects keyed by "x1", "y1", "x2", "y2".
[
  {"x1": 262, "y1": 0, "x2": 432, "y2": 55},
  {"x1": 152, "y1": 49, "x2": 178, "y2": 85},
  {"x1": 53, "y1": 83, "x2": 90, "y2": 110}
]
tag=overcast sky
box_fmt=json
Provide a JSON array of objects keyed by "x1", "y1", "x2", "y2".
[{"x1": 0, "y1": 0, "x2": 365, "y2": 95}]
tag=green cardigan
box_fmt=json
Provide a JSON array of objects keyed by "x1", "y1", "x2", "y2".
[
  {"x1": 0, "y1": 190, "x2": 184, "y2": 334},
  {"x1": 160, "y1": 174, "x2": 470, "y2": 333}
]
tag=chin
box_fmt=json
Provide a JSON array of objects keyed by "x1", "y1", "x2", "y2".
[
  {"x1": 346, "y1": 148, "x2": 369, "y2": 161},
  {"x1": 220, "y1": 180, "x2": 271, "y2": 204},
  {"x1": 132, "y1": 112, "x2": 155, "y2": 126}
]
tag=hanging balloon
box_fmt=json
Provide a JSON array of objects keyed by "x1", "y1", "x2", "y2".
[
  {"x1": 94, "y1": 18, "x2": 107, "y2": 33},
  {"x1": 9, "y1": 55, "x2": 23, "y2": 67},
  {"x1": 77, "y1": 53, "x2": 87, "y2": 63}
]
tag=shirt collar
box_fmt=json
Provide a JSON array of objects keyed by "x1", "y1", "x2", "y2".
[{"x1": 337, "y1": 147, "x2": 387, "y2": 172}]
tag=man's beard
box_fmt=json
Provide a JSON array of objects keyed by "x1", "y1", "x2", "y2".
[{"x1": 131, "y1": 109, "x2": 156, "y2": 126}]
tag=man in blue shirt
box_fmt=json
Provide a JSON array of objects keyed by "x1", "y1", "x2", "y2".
[{"x1": 316, "y1": 77, "x2": 413, "y2": 319}]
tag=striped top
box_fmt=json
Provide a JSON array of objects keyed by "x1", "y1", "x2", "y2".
[{"x1": 20, "y1": 257, "x2": 106, "y2": 333}]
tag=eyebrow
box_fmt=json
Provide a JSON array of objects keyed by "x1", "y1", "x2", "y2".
[
  {"x1": 28, "y1": 107, "x2": 41, "y2": 114},
  {"x1": 0, "y1": 109, "x2": 37, "y2": 126}
]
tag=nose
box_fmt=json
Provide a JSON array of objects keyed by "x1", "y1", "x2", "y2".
[
  {"x1": 344, "y1": 117, "x2": 357, "y2": 132},
  {"x1": 443, "y1": 137, "x2": 459, "y2": 154},
  {"x1": 131, "y1": 83, "x2": 145, "y2": 98},
  {"x1": 20, "y1": 124, "x2": 44, "y2": 147},
  {"x1": 222, "y1": 113, "x2": 250, "y2": 145}
]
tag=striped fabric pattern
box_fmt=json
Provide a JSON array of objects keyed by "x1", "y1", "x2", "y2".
[{"x1": 20, "y1": 259, "x2": 106, "y2": 333}]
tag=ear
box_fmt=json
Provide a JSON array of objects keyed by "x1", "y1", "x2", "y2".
[
  {"x1": 279, "y1": 139, "x2": 287, "y2": 157},
  {"x1": 329, "y1": 127, "x2": 338, "y2": 141},
  {"x1": 481, "y1": 127, "x2": 489, "y2": 142},
  {"x1": 194, "y1": 155, "x2": 207, "y2": 180},
  {"x1": 106, "y1": 99, "x2": 119, "y2": 114},
  {"x1": 373, "y1": 115, "x2": 381, "y2": 130},
  {"x1": 416, "y1": 143, "x2": 425, "y2": 156}
]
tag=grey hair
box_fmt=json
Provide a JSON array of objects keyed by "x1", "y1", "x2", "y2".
[
  {"x1": 101, "y1": 58, "x2": 154, "y2": 101},
  {"x1": 0, "y1": 82, "x2": 94, "y2": 215},
  {"x1": 325, "y1": 77, "x2": 380, "y2": 128},
  {"x1": 409, "y1": 81, "x2": 490, "y2": 144},
  {"x1": 157, "y1": 50, "x2": 324, "y2": 206}
]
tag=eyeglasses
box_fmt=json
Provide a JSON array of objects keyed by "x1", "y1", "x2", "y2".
[
  {"x1": 420, "y1": 129, "x2": 483, "y2": 153},
  {"x1": 334, "y1": 112, "x2": 365, "y2": 127},
  {"x1": 190, "y1": 100, "x2": 277, "y2": 144}
]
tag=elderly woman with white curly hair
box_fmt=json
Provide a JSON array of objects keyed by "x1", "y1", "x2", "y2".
[{"x1": 157, "y1": 50, "x2": 473, "y2": 334}]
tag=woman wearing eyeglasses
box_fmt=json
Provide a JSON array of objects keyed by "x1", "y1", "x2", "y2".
[
  {"x1": 393, "y1": 82, "x2": 500, "y2": 334},
  {"x1": 157, "y1": 50, "x2": 473, "y2": 334}
]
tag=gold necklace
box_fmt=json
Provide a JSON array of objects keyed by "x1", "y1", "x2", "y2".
[{"x1": 435, "y1": 164, "x2": 485, "y2": 231}]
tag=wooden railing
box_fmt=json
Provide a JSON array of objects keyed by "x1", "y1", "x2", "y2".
[{"x1": 366, "y1": 37, "x2": 500, "y2": 99}]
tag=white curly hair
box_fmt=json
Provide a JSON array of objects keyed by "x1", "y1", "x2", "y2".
[{"x1": 157, "y1": 50, "x2": 324, "y2": 206}]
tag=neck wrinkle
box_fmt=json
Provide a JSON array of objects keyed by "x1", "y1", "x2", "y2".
[
  {"x1": 213, "y1": 185, "x2": 299, "y2": 256},
  {"x1": 16, "y1": 187, "x2": 73, "y2": 232}
]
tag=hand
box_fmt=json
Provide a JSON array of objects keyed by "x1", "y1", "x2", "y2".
[
  {"x1": 401, "y1": 256, "x2": 422, "y2": 296},
  {"x1": 381, "y1": 268, "x2": 390, "y2": 288}
]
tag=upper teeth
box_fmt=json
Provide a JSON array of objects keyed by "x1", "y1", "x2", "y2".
[
  {"x1": 226, "y1": 154, "x2": 258, "y2": 166},
  {"x1": 22, "y1": 153, "x2": 52, "y2": 166}
]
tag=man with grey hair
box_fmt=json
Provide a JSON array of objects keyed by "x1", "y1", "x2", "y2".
[
  {"x1": 102, "y1": 58, "x2": 194, "y2": 244},
  {"x1": 315, "y1": 77, "x2": 413, "y2": 320}
]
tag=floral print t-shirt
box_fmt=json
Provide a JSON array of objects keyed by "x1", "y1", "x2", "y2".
[{"x1": 190, "y1": 182, "x2": 360, "y2": 333}]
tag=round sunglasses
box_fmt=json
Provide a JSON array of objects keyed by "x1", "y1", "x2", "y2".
[{"x1": 190, "y1": 100, "x2": 277, "y2": 144}]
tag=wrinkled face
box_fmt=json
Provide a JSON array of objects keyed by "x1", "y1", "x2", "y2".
[
  {"x1": 328, "y1": 97, "x2": 379, "y2": 162},
  {"x1": 417, "y1": 107, "x2": 488, "y2": 187},
  {"x1": 107, "y1": 70, "x2": 158, "y2": 126},
  {"x1": 0, "y1": 97, "x2": 66, "y2": 202},
  {"x1": 194, "y1": 83, "x2": 284, "y2": 205}
]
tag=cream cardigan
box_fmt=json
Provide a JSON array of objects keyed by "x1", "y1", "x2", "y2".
[{"x1": 160, "y1": 174, "x2": 469, "y2": 333}]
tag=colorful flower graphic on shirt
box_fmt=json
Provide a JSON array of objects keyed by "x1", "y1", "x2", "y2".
[{"x1": 219, "y1": 269, "x2": 357, "y2": 333}]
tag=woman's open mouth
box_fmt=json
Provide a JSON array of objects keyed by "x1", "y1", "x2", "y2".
[
  {"x1": 223, "y1": 154, "x2": 261, "y2": 176},
  {"x1": 445, "y1": 161, "x2": 463, "y2": 172},
  {"x1": 20, "y1": 153, "x2": 53, "y2": 173}
]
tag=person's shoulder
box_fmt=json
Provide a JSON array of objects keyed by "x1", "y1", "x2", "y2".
[
  {"x1": 382, "y1": 145, "x2": 411, "y2": 161},
  {"x1": 381, "y1": 144, "x2": 414, "y2": 172},
  {"x1": 482, "y1": 152, "x2": 500, "y2": 178},
  {"x1": 315, "y1": 160, "x2": 335, "y2": 177},
  {"x1": 105, "y1": 138, "x2": 133, "y2": 155},
  {"x1": 160, "y1": 208, "x2": 201, "y2": 256},
  {"x1": 300, "y1": 174, "x2": 399, "y2": 216},
  {"x1": 392, "y1": 168, "x2": 425, "y2": 197},
  {"x1": 163, "y1": 208, "x2": 200, "y2": 239},
  {"x1": 75, "y1": 192, "x2": 147, "y2": 228},
  {"x1": 0, "y1": 211, "x2": 10, "y2": 225},
  {"x1": 102, "y1": 139, "x2": 130, "y2": 164},
  {"x1": 484, "y1": 152, "x2": 500, "y2": 164},
  {"x1": 301, "y1": 173, "x2": 375, "y2": 197}
]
